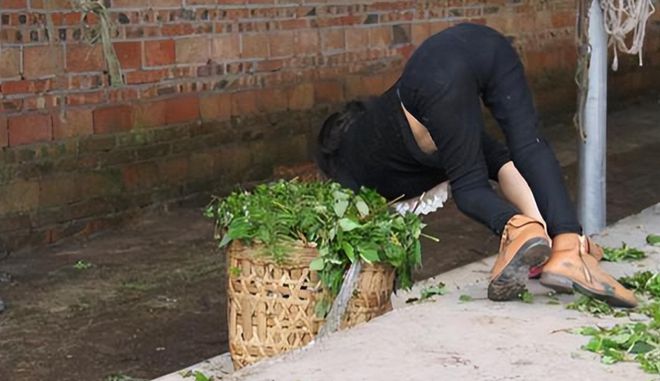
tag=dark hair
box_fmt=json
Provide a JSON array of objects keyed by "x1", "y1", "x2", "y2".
[{"x1": 315, "y1": 101, "x2": 366, "y2": 179}]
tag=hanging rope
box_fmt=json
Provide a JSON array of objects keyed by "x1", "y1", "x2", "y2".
[
  {"x1": 574, "y1": 0, "x2": 655, "y2": 141},
  {"x1": 600, "y1": 0, "x2": 656, "y2": 71},
  {"x1": 574, "y1": 0, "x2": 591, "y2": 141},
  {"x1": 73, "y1": 0, "x2": 124, "y2": 87}
]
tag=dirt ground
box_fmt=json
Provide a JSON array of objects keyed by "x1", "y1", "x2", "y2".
[{"x1": 0, "y1": 98, "x2": 659, "y2": 381}]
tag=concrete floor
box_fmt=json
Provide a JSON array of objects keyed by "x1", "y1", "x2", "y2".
[{"x1": 162, "y1": 203, "x2": 660, "y2": 381}]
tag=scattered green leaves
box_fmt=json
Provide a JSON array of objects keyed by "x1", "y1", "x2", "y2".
[
  {"x1": 619, "y1": 271, "x2": 660, "y2": 297},
  {"x1": 420, "y1": 282, "x2": 447, "y2": 300},
  {"x1": 602, "y1": 243, "x2": 646, "y2": 262},
  {"x1": 180, "y1": 370, "x2": 213, "y2": 381},
  {"x1": 406, "y1": 282, "x2": 446, "y2": 303},
  {"x1": 567, "y1": 295, "x2": 627, "y2": 317},
  {"x1": 577, "y1": 322, "x2": 660, "y2": 372},
  {"x1": 546, "y1": 292, "x2": 560, "y2": 305},
  {"x1": 647, "y1": 234, "x2": 660, "y2": 247},
  {"x1": 206, "y1": 180, "x2": 426, "y2": 309},
  {"x1": 73, "y1": 260, "x2": 92, "y2": 270},
  {"x1": 573, "y1": 270, "x2": 660, "y2": 374},
  {"x1": 459, "y1": 294, "x2": 473, "y2": 302},
  {"x1": 518, "y1": 290, "x2": 534, "y2": 304}
]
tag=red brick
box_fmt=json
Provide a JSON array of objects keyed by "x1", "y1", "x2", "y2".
[
  {"x1": 161, "y1": 24, "x2": 196, "y2": 37},
  {"x1": 363, "y1": 75, "x2": 387, "y2": 95},
  {"x1": 0, "y1": 48, "x2": 21, "y2": 79},
  {"x1": 429, "y1": 21, "x2": 451, "y2": 35},
  {"x1": 231, "y1": 90, "x2": 258, "y2": 116},
  {"x1": 164, "y1": 96, "x2": 200, "y2": 124},
  {"x1": 242, "y1": 33, "x2": 269, "y2": 58},
  {"x1": 280, "y1": 18, "x2": 308, "y2": 30},
  {"x1": 39, "y1": 176, "x2": 80, "y2": 207},
  {"x1": 145, "y1": 39, "x2": 176, "y2": 66},
  {"x1": 187, "y1": 0, "x2": 219, "y2": 4},
  {"x1": 21, "y1": 94, "x2": 58, "y2": 111},
  {"x1": 0, "y1": 80, "x2": 32, "y2": 94},
  {"x1": 158, "y1": 156, "x2": 189, "y2": 185},
  {"x1": 30, "y1": 0, "x2": 69, "y2": 8},
  {"x1": 61, "y1": 12, "x2": 83, "y2": 25},
  {"x1": 344, "y1": 75, "x2": 368, "y2": 99},
  {"x1": 122, "y1": 162, "x2": 160, "y2": 192},
  {"x1": 125, "y1": 69, "x2": 170, "y2": 85},
  {"x1": 66, "y1": 44, "x2": 106, "y2": 72},
  {"x1": 411, "y1": 23, "x2": 431, "y2": 45},
  {"x1": 23, "y1": 46, "x2": 64, "y2": 79},
  {"x1": 314, "y1": 81, "x2": 344, "y2": 104},
  {"x1": 345, "y1": 28, "x2": 369, "y2": 51},
  {"x1": 52, "y1": 108, "x2": 94, "y2": 140},
  {"x1": 0, "y1": 181, "x2": 39, "y2": 214},
  {"x1": 1, "y1": 0, "x2": 27, "y2": 8},
  {"x1": 256, "y1": 88, "x2": 288, "y2": 113},
  {"x1": 108, "y1": 88, "x2": 139, "y2": 103},
  {"x1": 7, "y1": 113, "x2": 53, "y2": 146},
  {"x1": 211, "y1": 34, "x2": 241, "y2": 61},
  {"x1": 110, "y1": 0, "x2": 149, "y2": 7},
  {"x1": 295, "y1": 30, "x2": 320, "y2": 55},
  {"x1": 322, "y1": 29, "x2": 345, "y2": 52},
  {"x1": 255, "y1": 59, "x2": 284, "y2": 73},
  {"x1": 269, "y1": 31, "x2": 295, "y2": 57},
  {"x1": 369, "y1": 26, "x2": 392, "y2": 48},
  {"x1": 175, "y1": 37, "x2": 209, "y2": 64},
  {"x1": 93, "y1": 105, "x2": 133, "y2": 134},
  {"x1": 113, "y1": 41, "x2": 142, "y2": 69},
  {"x1": 0, "y1": 116, "x2": 7, "y2": 148},
  {"x1": 189, "y1": 152, "x2": 214, "y2": 180},
  {"x1": 66, "y1": 91, "x2": 106, "y2": 106},
  {"x1": 287, "y1": 83, "x2": 314, "y2": 110},
  {"x1": 133, "y1": 100, "x2": 167, "y2": 128},
  {"x1": 200, "y1": 93, "x2": 232, "y2": 122}
]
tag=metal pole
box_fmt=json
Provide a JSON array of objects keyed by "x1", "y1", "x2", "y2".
[{"x1": 578, "y1": 0, "x2": 608, "y2": 235}]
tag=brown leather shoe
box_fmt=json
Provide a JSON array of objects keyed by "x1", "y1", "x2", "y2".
[
  {"x1": 585, "y1": 236, "x2": 604, "y2": 261},
  {"x1": 528, "y1": 236, "x2": 604, "y2": 279},
  {"x1": 540, "y1": 233, "x2": 637, "y2": 308},
  {"x1": 488, "y1": 215, "x2": 551, "y2": 301}
]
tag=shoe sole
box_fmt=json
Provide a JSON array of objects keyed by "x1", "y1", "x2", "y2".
[
  {"x1": 540, "y1": 272, "x2": 637, "y2": 308},
  {"x1": 488, "y1": 237, "x2": 551, "y2": 301}
]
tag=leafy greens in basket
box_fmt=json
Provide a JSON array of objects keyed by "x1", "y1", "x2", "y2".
[{"x1": 205, "y1": 180, "x2": 427, "y2": 298}]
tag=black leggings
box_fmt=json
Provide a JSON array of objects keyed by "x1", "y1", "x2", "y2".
[{"x1": 329, "y1": 24, "x2": 581, "y2": 237}]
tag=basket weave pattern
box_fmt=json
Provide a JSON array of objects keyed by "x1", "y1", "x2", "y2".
[{"x1": 227, "y1": 242, "x2": 394, "y2": 368}]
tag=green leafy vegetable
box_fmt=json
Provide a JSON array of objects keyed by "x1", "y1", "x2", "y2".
[
  {"x1": 420, "y1": 283, "x2": 447, "y2": 300},
  {"x1": 647, "y1": 234, "x2": 660, "y2": 246},
  {"x1": 73, "y1": 260, "x2": 92, "y2": 270},
  {"x1": 518, "y1": 290, "x2": 534, "y2": 304},
  {"x1": 206, "y1": 180, "x2": 426, "y2": 307},
  {"x1": 566, "y1": 295, "x2": 627, "y2": 317},
  {"x1": 577, "y1": 322, "x2": 660, "y2": 372},
  {"x1": 572, "y1": 271, "x2": 660, "y2": 374},
  {"x1": 619, "y1": 271, "x2": 660, "y2": 297},
  {"x1": 406, "y1": 282, "x2": 447, "y2": 304},
  {"x1": 459, "y1": 294, "x2": 473, "y2": 302},
  {"x1": 603, "y1": 243, "x2": 646, "y2": 262}
]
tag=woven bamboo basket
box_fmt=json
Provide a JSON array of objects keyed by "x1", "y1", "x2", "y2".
[{"x1": 226, "y1": 241, "x2": 394, "y2": 369}]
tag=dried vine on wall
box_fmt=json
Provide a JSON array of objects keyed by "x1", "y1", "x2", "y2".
[{"x1": 71, "y1": 0, "x2": 124, "y2": 87}]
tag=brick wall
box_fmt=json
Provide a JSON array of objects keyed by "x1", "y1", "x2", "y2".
[{"x1": 0, "y1": 1, "x2": 659, "y2": 250}]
